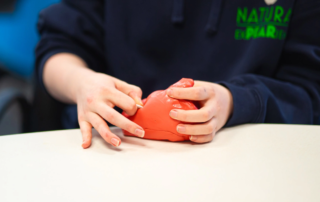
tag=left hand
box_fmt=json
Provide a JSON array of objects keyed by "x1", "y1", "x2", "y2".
[{"x1": 166, "y1": 81, "x2": 233, "y2": 143}]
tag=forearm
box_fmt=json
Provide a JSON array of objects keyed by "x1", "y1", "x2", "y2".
[
  {"x1": 43, "y1": 53, "x2": 95, "y2": 104},
  {"x1": 219, "y1": 74, "x2": 315, "y2": 126}
]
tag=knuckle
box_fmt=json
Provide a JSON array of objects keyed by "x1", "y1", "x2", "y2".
[
  {"x1": 101, "y1": 132, "x2": 110, "y2": 140},
  {"x1": 202, "y1": 110, "x2": 211, "y2": 121},
  {"x1": 204, "y1": 86, "x2": 211, "y2": 98},
  {"x1": 206, "y1": 134, "x2": 214, "y2": 142},
  {"x1": 107, "y1": 102, "x2": 114, "y2": 108},
  {"x1": 127, "y1": 100, "x2": 136, "y2": 111},
  {"x1": 101, "y1": 86, "x2": 113, "y2": 95},
  {"x1": 206, "y1": 124, "x2": 215, "y2": 134},
  {"x1": 194, "y1": 89, "x2": 202, "y2": 99},
  {"x1": 122, "y1": 122, "x2": 131, "y2": 130},
  {"x1": 173, "y1": 89, "x2": 180, "y2": 97},
  {"x1": 99, "y1": 128, "x2": 110, "y2": 139},
  {"x1": 86, "y1": 95, "x2": 94, "y2": 105},
  {"x1": 212, "y1": 88, "x2": 216, "y2": 96},
  {"x1": 202, "y1": 86, "x2": 207, "y2": 94},
  {"x1": 134, "y1": 86, "x2": 143, "y2": 95},
  {"x1": 209, "y1": 86, "x2": 216, "y2": 96},
  {"x1": 86, "y1": 98, "x2": 92, "y2": 105},
  {"x1": 126, "y1": 123, "x2": 136, "y2": 133},
  {"x1": 96, "y1": 122, "x2": 104, "y2": 131},
  {"x1": 209, "y1": 108, "x2": 216, "y2": 117},
  {"x1": 199, "y1": 134, "x2": 213, "y2": 143},
  {"x1": 78, "y1": 114, "x2": 85, "y2": 121},
  {"x1": 179, "y1": 112, "x2": 188, "y2": 121},
  {"x1": 105, "y1": 113, "x2": 115, "y2": 123},
  {"x1": 170, "y1": 88, "x2": 180, "y2": 97},
  {"x1": 83, "y1": 110, "x2": 91, "y2": 117},
  {"x1": 121, "y1": 80, "x2": 129, "y2": 85}
]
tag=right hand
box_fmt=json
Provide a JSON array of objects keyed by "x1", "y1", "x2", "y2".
[{"x1": 76, "y1": 71, "x2": 145, "y2": 148}]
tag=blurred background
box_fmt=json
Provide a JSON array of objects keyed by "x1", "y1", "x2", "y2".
[{"x1": 0, "y1": 0, "x2": 60, "y2": 135}]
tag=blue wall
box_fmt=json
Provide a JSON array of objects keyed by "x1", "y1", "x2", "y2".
[{"x1": 0, "y1": 0, "x2": 60, "y2": 78}]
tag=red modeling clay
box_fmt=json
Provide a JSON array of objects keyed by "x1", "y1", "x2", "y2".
[{"x1": 122, "y1": 78, "x2": 198, "y2": 141}]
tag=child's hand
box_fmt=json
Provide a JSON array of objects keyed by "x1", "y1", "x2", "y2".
[
  {"x1": 43, "y1": 53, "x2": 145, "y2": 148},
  {"x1": 76, "y1": 71, "x2": 145, "y2": 148},
  {"x1": 166, "y1": 81, "x2": 233, "y2": 143}
]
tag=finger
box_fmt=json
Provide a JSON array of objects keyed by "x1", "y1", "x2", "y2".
[
  {"x1": 126, "y1": 85, "x2": 143, "y2": 106},
  {"x1": 115, "y1": 80, "x2": 143, "y2": 103},
  {"x1": 190, "y1": 133, "x2": 214, "y2": 143},
  {"x1": 127, "y1": 85, "x2": 143, "y2": 98},
  {"x1": 128, "y1": 91, "x2": 144, "y2": 107},
  {"x1": 105, "y1": 88, "x2": 138, "y2": 116},
  {"x1": 167, "y1": 86, "x2": 211, "y2": 101},
  {"x1": 79, "y1": 120, "x2": 93, "y2": 149},
  {"x1": 87, "y1": 112, "x2": 121, "y2": 147},
  {"x1": 170, "y1": 105, "x2": 216, "y2": 123},
  {"x1": 93, "y1": 103, "x2": 145, "y2": 138},
  {"x1": 176, "y1": 118, "x2": 217, "y2": 135}
]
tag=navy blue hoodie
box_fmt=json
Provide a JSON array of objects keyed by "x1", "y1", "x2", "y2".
[{"x1": 36, "y1": 0, "x2": 320, "y2": 128}]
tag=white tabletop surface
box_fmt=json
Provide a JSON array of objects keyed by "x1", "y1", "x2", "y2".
[{"x1": 1, "y1": 124, "x2": 320, "y2": 202}]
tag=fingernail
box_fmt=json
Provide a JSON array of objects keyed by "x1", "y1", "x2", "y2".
[
  {"x1": 190, "y1": 136, "x2": 197, "y2": 141},
  {"x1": 135, "y1": 128, "x2": 145, "y2": 138},
  {"x1": 111, "y1": 138, "x2": 120, "y2": 147},
  {"x1": 170, "y1": 110, "x2": 178, "y2": 119},
  {"x1": 177, "y1": 125, "x2": 186, "y2": 133},
  {"x1": 167, "y1": 89, "x2": 172, "y2": 96},
  {"x1": 134, "y1": 97, "x2": 144, "y2": 107},
  {"x1": 136, "y1": 104, "x2": 143, "y2": 109}
]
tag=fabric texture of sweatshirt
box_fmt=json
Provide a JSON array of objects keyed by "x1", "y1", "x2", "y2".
[{"x1": 36, "y1": 0, "x2": 320, "y2": 129}]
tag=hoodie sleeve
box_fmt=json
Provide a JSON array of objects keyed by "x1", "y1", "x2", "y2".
[
  {"x1": 221, "y1": 1, "x2": 320, "y2": 126},
  {"x1": 35, "y1": 0, "x2": 105, "y2": 90}
]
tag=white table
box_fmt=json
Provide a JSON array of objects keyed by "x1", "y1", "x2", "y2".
[{"x1": 1, "y1": 124, "x2": 320, "y2": 202}]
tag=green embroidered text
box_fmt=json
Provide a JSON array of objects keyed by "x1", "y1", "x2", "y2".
[{"x1": 235, "y1": 6, "x2": 292, "y2": 40}]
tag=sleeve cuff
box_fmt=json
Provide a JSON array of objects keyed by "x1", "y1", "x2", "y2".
[
  {"x1": 37, "y1": 50, "x2": 63, "y2": 93},
  {"x1": 218, "y1": 81, "x2": 264, "y2": 127}
]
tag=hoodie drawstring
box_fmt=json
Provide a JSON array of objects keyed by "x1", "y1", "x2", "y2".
[
  {"x1": 205, "y1": 0, "x2": 223, "y2": 34},
  {"x1": 172, "y1": 0, "x2": 185, "y2": 24}
]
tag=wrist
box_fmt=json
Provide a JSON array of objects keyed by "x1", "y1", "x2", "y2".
[
  {"x1": 69, "y1": 66, "x2": 96, "y2": 103},
  {"x1": 226, "y1": 87, "x2": 234, "y2": 120},
  {"x1": 215, "y1": 83, "x2": 234, "y2": 121}
]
